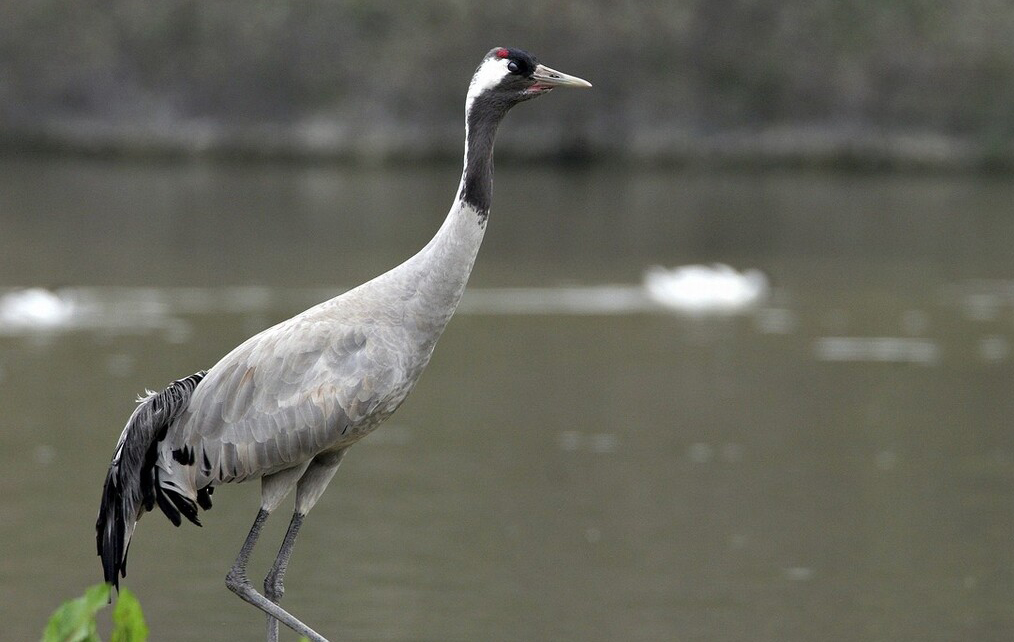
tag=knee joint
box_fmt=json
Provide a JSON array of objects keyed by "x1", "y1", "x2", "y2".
[
  {"x1": 225, "y1": 569, "x2": 249, "y2": 593},
  {"x1": 264, "y1": 573, "x2": 285, "y2": 601}
]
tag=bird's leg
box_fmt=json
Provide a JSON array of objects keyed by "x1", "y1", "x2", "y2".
[
  {"x1": 264, "y1": 511, "x2": 305, "y2": 642},
  {"x1": 225, "y1": 508, "x2": 268, "y2": 592},
  {"x1": 225, "y1": 508, "x2": 328, "y2": 642},
  {"x1": 267, "y1": 449, "x2": 347, "y2": 641}
]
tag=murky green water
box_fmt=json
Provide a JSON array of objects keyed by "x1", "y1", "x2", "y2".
[{"x1": 1, "y1": 158, "x2": 1013, "y2": 641}]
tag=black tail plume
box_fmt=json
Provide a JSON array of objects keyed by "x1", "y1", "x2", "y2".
[{"x1": 96, "y1": 371, "x2": 206, "y2": 590}]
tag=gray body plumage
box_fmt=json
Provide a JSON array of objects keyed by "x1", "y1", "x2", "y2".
[
  {"x1": 96, "y1": 46, "x2": 590, "y2": 642},
  {"x1": 97, "y1": 135, "x2": 490, "y2": 588},
  {"x1": 160, "y1": 195, "x2": 486, "y2": 502}
]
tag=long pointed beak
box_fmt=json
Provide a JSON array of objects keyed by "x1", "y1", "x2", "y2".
[{"x1": 531, "y1": 64, "x2": 593, "y2": 89}]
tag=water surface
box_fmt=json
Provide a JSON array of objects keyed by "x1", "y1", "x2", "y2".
[{"x1": 1, "y1": 159, "x2": 1012, "y2": 641}]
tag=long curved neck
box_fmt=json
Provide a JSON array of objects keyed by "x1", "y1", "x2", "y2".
[
  {"x1": 383, "y1": 99, "x2": 509, "y2": 350},
  {"x1": 413, "y1": 100, "x2": 507, "y2": 300},
  {"x1": 457, "y1": 97, "x2": 509, "y2": 220}
]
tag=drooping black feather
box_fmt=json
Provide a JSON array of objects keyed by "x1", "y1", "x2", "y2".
[
  {"x1": 167, "y1": 484, "x2": 201, "y2": 526},
  {"x1": 171, "y1": 446, "x2": 196, "y2": 466},
  {"x1": 201, "y1": 448, "x2": 212, "y2": 476},
  {"x1": 155, "y1": 484, "x2": 182, "y2": 527},
  {"x1": 96, "y1": 370, "x2": 206, "y2": 590},
  {"x1": 196, "y1": 485, "x2": 214, "y2": 510}
]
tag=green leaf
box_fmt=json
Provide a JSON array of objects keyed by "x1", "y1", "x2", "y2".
[
  {"x1": 110, "y1": 587, "x2": 148, "y2": 642},
  {"x1": 41, "y1": 583, "x2": 111, "y2": 642}
]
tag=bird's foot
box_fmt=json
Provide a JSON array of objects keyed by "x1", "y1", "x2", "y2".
[{"x1": 226, "y1": 570, "x2": 328, "y2": 642}]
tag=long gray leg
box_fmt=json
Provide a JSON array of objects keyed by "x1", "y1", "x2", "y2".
[
  {"x1": 264, "y1": 512, "x2": 305, "y2": 642},
  {"x1": 262, "y1": 449, "x2": 348, "y2": 640},
  {"x1": 225, "y1": 508, "x2": 328, "y2": 642}
]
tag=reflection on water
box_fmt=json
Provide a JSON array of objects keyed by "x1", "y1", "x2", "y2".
[
  {"x1": 813, "y1": 336, "x2": 941, "y2": 365},
  {"x1": 3, "y1": 283, "x2": 1010, "y2": 369},
  {"x1": 1, "y1": 158, "x2": 1013, "y2": 641}
]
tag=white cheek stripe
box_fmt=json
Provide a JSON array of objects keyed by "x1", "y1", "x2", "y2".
[{"x1": 465, "y1": 57, "x2": 509, "y2": 115}]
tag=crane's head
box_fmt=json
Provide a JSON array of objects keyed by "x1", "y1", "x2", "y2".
[{"x1": 466, "y1": 47, "x2": 591, "y2": 116}]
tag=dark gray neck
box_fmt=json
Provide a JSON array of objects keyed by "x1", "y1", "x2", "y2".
[{"x1": 458, "y1": 95, "x2": 511, "y2": 218}]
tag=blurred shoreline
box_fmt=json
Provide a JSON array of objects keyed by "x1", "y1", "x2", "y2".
[
  {"x1": 6, "y1": 2, "x2": 1014, "y2": 172},
  {"x1": 3, "y1": 121, "x2": 1009, "y2": 171}
]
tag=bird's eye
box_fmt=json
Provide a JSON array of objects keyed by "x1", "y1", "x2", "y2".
[{"x1": 507, "y1": 61, "x2": 520, "y2": 74}]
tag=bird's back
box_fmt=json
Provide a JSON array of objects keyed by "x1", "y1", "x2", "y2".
[{"x1": 158, "y1": 278, "x2": 434, "y2": 498}]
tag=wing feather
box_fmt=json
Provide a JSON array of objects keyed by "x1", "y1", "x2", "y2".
[{"x1": 161, "y1": 304, "x2": 407, "y2": 493}]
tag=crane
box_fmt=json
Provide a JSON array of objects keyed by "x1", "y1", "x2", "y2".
[{"x1": 96, "y1": 47, "x2": 591, "y2": 642}]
